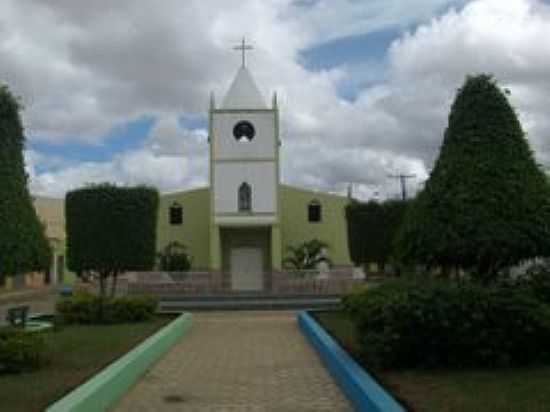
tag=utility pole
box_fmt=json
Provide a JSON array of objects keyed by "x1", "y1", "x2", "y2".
[{"x1": 388, "y1": 173, "x2": 416, "y2": 200}]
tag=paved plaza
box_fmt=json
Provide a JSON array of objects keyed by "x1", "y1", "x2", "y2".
[{"x1": 115, "y1": 311, "x2": 352, "y2": 411}]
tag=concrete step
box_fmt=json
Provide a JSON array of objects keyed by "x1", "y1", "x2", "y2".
[
  {"x1": 159, "y1": 293, "x2": 342, "y2": 301},
  {"x1": 158, "y1": 296, "x2": 341, "y2": 312}
]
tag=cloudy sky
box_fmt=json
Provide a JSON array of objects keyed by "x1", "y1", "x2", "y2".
[{"x1": 2, "y1": 0, "x2": 550, "y2": 199}]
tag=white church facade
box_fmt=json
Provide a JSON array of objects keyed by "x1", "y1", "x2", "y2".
[{"x1": 155, "y1": 58, "x2": 352, "y2": 291}]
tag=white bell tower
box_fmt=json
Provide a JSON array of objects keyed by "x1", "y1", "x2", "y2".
[
  {"x1": 209, "y1": 41, "x2": 280, "y2": 226},
  {"x1": 208, "y1": 39, "x2": 282, "y2": 275}
]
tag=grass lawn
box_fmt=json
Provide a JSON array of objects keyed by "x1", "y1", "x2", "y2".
[
  {"x1": 314, "y1": 311, "x2": 550, "y2": 412},
  {"x1": 0, "y1": 317, "x2": 172, "y2": 412}
]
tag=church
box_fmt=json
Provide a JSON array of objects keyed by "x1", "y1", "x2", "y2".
[
  {"x1": 155, "y1": 47, "x2": 352, "y2": 291},
  {"x1": 3, "y1": 45, "x2": 353, "y2": 294}
]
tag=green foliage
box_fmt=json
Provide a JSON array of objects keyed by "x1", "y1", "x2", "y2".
[
  {"x1": 345, "y1": 199, "x2": 410, "y2": 268},
  {"x1": 342, "y1": 279, "x2": 550, "y2": 369},
  {"x1": 0, "y1": 85, "x2": 52, "y2": 279},
  {"x1": 102, "y1": 295, "x2": 158, "y2": 323},
  {"x1": 157, "y1": 241, "x2": 192, "y2": 271},
  {"x1": 65, "y1": 184, "x2": 159, "y2": 296},
  {"x1": 283, "y1": 239, "x2": 331, "y2": 272},
  {"x1": 517, "y1": 261, "x2": 550, "y2": 304},
  {"x1": 56, "y1": 292, "x2": 158, "y2": 324},
  {"x1": 397, "y1": 74, "x2": 550, "y2": 278},
  {"x1": 55, "y1": 292, "x2": 100, "y2": 324},
  {"x1": 0, "y1": 328, "x2": 46, "y2": 373}
]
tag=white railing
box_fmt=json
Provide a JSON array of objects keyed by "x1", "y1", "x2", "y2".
[{"x1": 126, "y1": 270, "x2": 365, "y2": 296}]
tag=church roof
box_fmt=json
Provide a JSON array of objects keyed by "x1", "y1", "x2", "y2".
[{"x1": 221, "y1": 66, "x2": 267, "y2": 109}]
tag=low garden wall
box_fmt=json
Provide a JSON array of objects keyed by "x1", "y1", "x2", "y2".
[
  {"x1": 298, "y1": 311, "x2": 405, "y2": 412},
  {"x1": 46, "y1": 312, "x2": 193, "y2": 412}
]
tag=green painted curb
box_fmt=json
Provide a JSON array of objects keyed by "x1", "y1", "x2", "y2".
[{"x1": 46, "y1": 313, "x2": 193, "y2": 412}]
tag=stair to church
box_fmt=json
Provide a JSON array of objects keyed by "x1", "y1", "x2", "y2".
[{"x1": 157, "y1": 294, "x2": 342, "y2": 312}]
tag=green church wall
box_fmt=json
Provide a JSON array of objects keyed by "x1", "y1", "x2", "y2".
[
  {"x1": 280, "y1": 185, "x2": 352, "y2": 267},
  {"x1": 27, "y1": 180, "x2": 352, "y2": 284},
  {"x1": 271, "y1": 225, "x2": 282, "y2": 270},
  {"x1": 157, "y1": 188, "x2": 211, "y2": 270},
  {"x1": 156, "y1": 185, "x2": 352, "y2": 271}
]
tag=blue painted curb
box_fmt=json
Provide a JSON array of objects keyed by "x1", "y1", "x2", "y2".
[{"x1": 298, "y1": 311, "x2": 405, "y2": 412}]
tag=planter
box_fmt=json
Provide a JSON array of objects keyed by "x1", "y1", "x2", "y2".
[
  {"x1": 297, "y1": 311, "x2": 404, "y2": 412},
  {"x1": 46, "y1": 313, "x2": 192, "y2": 412}
]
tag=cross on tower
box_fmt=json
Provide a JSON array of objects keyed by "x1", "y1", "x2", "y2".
[{"x1": 233, "y1": 37, "x2": 253, "y2": 67}]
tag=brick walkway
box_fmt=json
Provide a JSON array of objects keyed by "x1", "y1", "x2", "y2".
[{"x1": 115, "y1": 311, "x2": 353, "y2": 411}]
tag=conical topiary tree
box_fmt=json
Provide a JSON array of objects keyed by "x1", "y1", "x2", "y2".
[
  {"x1": 0, "y1": 85, "x2": 52, "y2": 282},
  {"x1": 397, "y1": 74, "x2": 550, "y2": 279}
]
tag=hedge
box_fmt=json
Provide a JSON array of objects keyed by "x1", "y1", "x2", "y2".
[
  {"x1": 0, "y1": 327, "x2": 46, "y2": 373},
  {"x1": 343, "y1": 278, "x2": 550, "y2": 369},
  {"x1": 56, "y1": 292, "x2": 158, "y2": 324},
  {"x1": 65, "y1": 184, "x2": 159, "y2": 296}
]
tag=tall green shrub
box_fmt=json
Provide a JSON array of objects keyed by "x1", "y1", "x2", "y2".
[
  {"x1": 0, "y1": 85, "x2": 51, "y2": 280},
  {"x1": 346, "y1": 201, "x2": 372, "y2": 266},
  {"x1": 397, "y1": 74, "x2": 550, "y2": 278},
  {"x1": 65, "y1": 184, "x2": 159, "y2": 297},
  {"x1": 346, "y1": 199, "x2": 410, "y2": 270}
]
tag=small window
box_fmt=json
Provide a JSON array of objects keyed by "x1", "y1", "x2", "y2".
[
  {"x1": 308, "y1": 200, "x2": 321, "y2": 223},
  {"x1": 238, "y1": 182, "x2": 252, "y2": 212},
  {"x1": 169, "y1": 202, "x2": 183, "y2": 225}
]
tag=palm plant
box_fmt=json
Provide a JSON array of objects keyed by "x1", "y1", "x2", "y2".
[
  {"x1": 157, "y1": 241, "x2": 192, "y2": 272},
  {"x1": 283, "y1": 239, "x2": 332, "y2": 275}
]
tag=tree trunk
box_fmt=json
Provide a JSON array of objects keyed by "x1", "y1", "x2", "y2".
[
  {"x1": 476, "y1": 260, "x2": 498, "y2": 284},
  {"x1": 110, "y1": 272, "x2": 118, "y2": 298},
  {"x1": 98, "y1": 271, "x2": 109, "y2": 323},
  {"x1": 99, "y1": 273, "x2": 107, "y2": 298}
]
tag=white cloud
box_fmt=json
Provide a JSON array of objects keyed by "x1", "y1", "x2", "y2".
[
  {"x1": 289, "y1": 0, "x2": 463, "y2": 45},
  {"x1": 28, "y1": 147, "x2": 205, "y2": 198},
  {"x1": 145, "y1": 116, "x2": 208, "y2": 158},
  {"x1": 4, "y1": 0, "x2": 550, "y2": 200},
  {"x1": 385, "y1": 0, "x2": 550, "y2": 164},
  {"x1": 281, "y1": 0, "x2": 550, "y2": 195}
]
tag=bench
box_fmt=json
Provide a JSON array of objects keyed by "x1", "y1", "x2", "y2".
[
  {"x1": 5, "y1": 306, "x2": 55, "y2": 332},
  {"x1": 5, "y1": 305, "x2": 30, "y2": 328}
]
